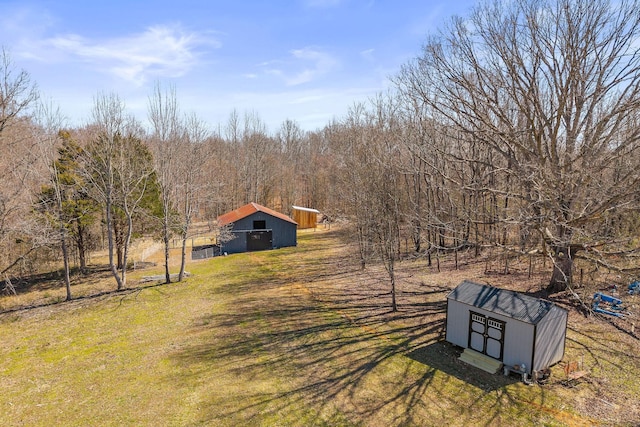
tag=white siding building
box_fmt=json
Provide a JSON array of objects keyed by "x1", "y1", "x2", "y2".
[{"x1": 446, "y1": 280, "x2": 568, "y2": 376}]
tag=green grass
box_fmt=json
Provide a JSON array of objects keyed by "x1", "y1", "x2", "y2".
[{"x1": 0, "y1": 230, "x2": 638, "y2": 426}]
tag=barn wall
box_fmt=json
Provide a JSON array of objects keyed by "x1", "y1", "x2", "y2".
[
  {"x1": 222, "y1": 212, "x2": 296, "y2": 254},
  {"x1": 532, "y1": 306, "x2": 568, "y2": 372},
  {"x1": 231, "y1": 214, "x2": 261, "y2": 231},
  {"x1": 272, "y1": 220, "x2": 297, "y2": 248},
  {"x1": 221, "y1": 232, "x2": 247, "y2": 254}
]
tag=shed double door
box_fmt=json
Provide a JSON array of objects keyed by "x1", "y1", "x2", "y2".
[{"x1": 468, "y1": 311, "x2": 505, "y2": 360}]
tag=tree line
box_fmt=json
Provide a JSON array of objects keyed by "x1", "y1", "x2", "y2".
[{"x1": 2, "y1": 0, "x2": 640, "y2": 308}]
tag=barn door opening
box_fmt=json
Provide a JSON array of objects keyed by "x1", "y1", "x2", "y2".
[
  {"x1": 468, "y1": 311, "x2": 505, "y2": 360},
  {"x1": 247, "y1": 230, "x2": 272, "y2": 251}
]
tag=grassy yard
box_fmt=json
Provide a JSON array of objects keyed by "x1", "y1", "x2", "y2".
[{"x1": 0, "y1": 228, "x2": 638, "y2": 426}]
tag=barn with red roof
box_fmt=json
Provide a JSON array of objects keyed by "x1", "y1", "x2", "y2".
[{"x1": 217, "y1": 202, "x2": 297, "y2": 254}]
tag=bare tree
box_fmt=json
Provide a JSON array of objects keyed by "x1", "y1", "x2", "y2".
[
  {"x1": 367, "y1": 94, "x2": 404, "y2": 311},
  {"x1": 83, "y1": 93, "x2": 124, "y2": 289},
  {"x1": 84, "y1": 93, "x2": 155, "y2": 290},
  {"x1": 330, "y1": 103, "x2": 376, "y2": 269},
  {"x1": 276, "y1": 119, "x2": 306, "y2": 210},
  {"x1": 147, "y1": 82, "x2": 181, "y2": 284},
  {"x1": 239, "y1": 111, "x2": 278, "y2": 205},
  {"x1": 214, "y1": 222, "x2": 235, "y2": 251},
  {"x1": 176, "y1": 112, "x2": 210, "y2": 281},
  {"x1": 0, "y1": 47, "x2": 43, "y2": 281},
  {"x1": 0, "y1": 48, "x2": 38, "y2": 134},
  {"x1": 329, "y1": 96, "x2": 405, "y2": 311},
  {"x1": 114, "y1": 127, "x2": 157, "y2": 288},
  {"x1": 33, "y1": 101, "x2": 73, "y2": 300},
  {"x1": 397, "y1": 0, "x2": 640, "y2": 293},
  {"x1": 53, "y1": 131, "x2": 98, "y2": 274}
]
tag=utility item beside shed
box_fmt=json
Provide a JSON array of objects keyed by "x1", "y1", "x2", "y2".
[
  {"x1": 217, "y1": 202, "x2": 297, "y2": 254},
  {"x1": 446, "y1": 280, "x2": 568, "y2": 377}
]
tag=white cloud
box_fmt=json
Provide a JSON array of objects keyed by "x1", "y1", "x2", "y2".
[
  {"x1": 263, "y1": 47, "x2": 339, "y2": 86},
  {"x1": 200, "y1": 85, "x2": 379, "y2": 131},
  {"x1": 360, "y1": 48, "x2": 375, "y2": 61},
  {"x1": 42, "y1": 25, "x2": 219, "y2": 86},
  {"x1": 0, "y1": 5, "x2": 55, "y2": 42}
]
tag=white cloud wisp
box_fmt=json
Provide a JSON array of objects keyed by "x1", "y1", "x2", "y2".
[{"x1": 46, "y1": 25, "x2": 219, "y2": 85}]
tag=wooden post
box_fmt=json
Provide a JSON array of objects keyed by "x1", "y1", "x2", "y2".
[
  {"x1": 580, "y1": 269, "x2": 584, "y2": 288},
  {"x1": 455, "y1": 248, "x2": 458, "y2": 270}
]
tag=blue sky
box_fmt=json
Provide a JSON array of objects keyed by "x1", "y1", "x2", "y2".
[{"x1": 0, "y1": 0, "x2": 475, "y2": 132}]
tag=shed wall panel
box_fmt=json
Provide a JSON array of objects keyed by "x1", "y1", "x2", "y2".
[
  {"x1": 532, "y1": 306, "x2": 568, "y2": 371},
  {"x1": 445, "y1": 300, "x2": 469, "y2": 347},
  {"x1": 501, "y1": 317, "x2": 535, "y2": 372}
]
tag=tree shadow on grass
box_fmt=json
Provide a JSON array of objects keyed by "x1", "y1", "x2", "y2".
[
  {"x1": 405, "y1": 341, "x2": 519, "y2": 392},
  {"x1": 0, "y1": 276, "x2": 174, "y2": 317},
  {"x1": 1, "y1": 265, "x2": 112, "y2": 296},
  {"x1": 168, "y1": 230, "x2": 560, "y2": 426},
  {"x1": 170, "y1": 279, "x2": 542, "y2": 426}
]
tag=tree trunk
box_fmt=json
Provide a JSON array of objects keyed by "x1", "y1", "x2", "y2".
[
  {"x1": 163, "y1": 216, "x2": 171, "y2": 284},
  {"x1": 119, "y1": 212, "x2": 133, "y2": 290},
  {"x1": 547, "y1": 247, "x2": 573, "y2": 294},
  {"x1": 178, "y1": 212, "x2": 191, "y2": 282},
  {"x1": 412, "y1": 219, "x2": 421, "y2": 253},
  {"x1": 113, "y1": 216, "x2": 124, "y2": 270},
  {"x1": 76, "y1": 223, "x2": 87, "y2": 273},
  {"x1": 116, "y1": 243, "x2": 123, "y2": 271},
  {"x1": 390, "y1": 274, "x2": 397, "y2": 312},
  {"x1": 179, "y1": 235, "x2": 187, "y2": 282},
  {"x1": 106, "y1": 198, "x2": 124, "y2": 291},
  {"x1": 60, "y1": 230, "x2": 72, "y2": 301}
]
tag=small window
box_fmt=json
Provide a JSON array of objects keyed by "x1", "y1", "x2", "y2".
[
  {"x1": 488, "y1": 319, "x2": 503, "y2": 330},
  {"x1": 253, "y1": 220, "x2": 266, "y2": 229},
  {"x1": 472, "y1": 313, "x2": 485, "y2": 324}
]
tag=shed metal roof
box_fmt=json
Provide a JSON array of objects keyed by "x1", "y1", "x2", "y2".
[
  {"x1": 217, "y1": 202, "x2": 298, "y2": 226},
  {"x1": 292, "y1": 205, "x2": 320, "y2": 213},
  {"x1": 447, "y1": 280, "x2": 556, "y2": 324}
]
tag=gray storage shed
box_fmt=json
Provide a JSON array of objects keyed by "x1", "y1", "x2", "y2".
[
  {"x1": 445, "y1": 280, "x2": 568, "y2": 376},
  {"x1": 217, "y1": 202, "x2": 297, "y2": 254}
]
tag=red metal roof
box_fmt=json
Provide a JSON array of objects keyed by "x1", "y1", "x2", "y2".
[{"x1": 217, "y1": 202, "x2": 297, "y2": 226}]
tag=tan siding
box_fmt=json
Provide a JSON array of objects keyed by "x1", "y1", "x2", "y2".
[{"x1": 292, "y1": 209, "x2": 318, "y2": 229}]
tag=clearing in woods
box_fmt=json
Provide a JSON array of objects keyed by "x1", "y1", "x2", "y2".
[{"x1": 0, "y1": 227, "x2": 639, "y2": 426}]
